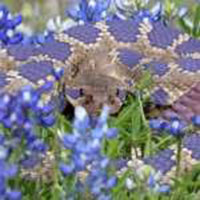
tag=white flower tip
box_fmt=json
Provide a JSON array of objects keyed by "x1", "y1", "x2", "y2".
[
  {"x1": 88, "y1": 0, "x2": 96, "y2": 8},
  {"x1": 75, "y1": 106, "x2": 88, "y2": 121},
  {"x1": 22, "y1": 91, "x2": 31, "y2": 101},
  {"x1": 126, "y1": 178, "x2": 135, "y2": 190},
  {"x1": 6, "y1": 29, "x2": 14, "y2": 38},
  {"x1": 0, "y1": 11, "x2": 4, "y2": 19},
  {"x1": 46, "y1": 18, "x2": 56, "y2": 31}
]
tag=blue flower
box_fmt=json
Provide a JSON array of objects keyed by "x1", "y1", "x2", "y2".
[
  {"x1": 65, "y1": 0, "x2": 111, "y2": 23},
  {"x1": 39, "y1": 113, "x2": 56, "y2": 127},
  {"x1": 109, "y1": 0, "x2": 162, "y2": 21},
  {"x1": 97, "y1": 194, "x2": 111, "y2": 200},
  {"x1": 59, "y1": 162, "x2": 75, "y2": 176},
  {"x1": 106, "y1": 128, "x2": 118, "y2": 139},
  {"x1": 6, "y1": 190, "x2": 21, "y2": 200},
  {"x1": 192, "y1": 115, "x2": 200, "y2": 127},
  {"x1": 62, "y1": 134, "x2": 78, "y2": 149},
  {"x1": 100, "y1": 157, "x2": 110, "y2": 169},
  {"x1": 149, "y1": 118, "x2": 167, "y2": 131},
  {"x1": 17, "y1": 85, "x2": 40, "y2": 108},
  {"x1": 60, "y1": 106, "x2": 118, "y2": 198},
  {"x1": 165, "y1": 118, "x2": 186, "y2": 136},
  {"x1": 38, "y1": 81, "x2": 54, "y2": 93},
  {"x1": 0, "y1": 83, "x2": 56, "y2": 130},
  {"x1": 147, "y1": 173, "x2": 156, "y2": 188},
  {"x1": 0, "y1": 4, "x2": 23, "y2": 44},
  {"x1": 149, "y1": 117, "x2": 186, "y2": 137},
  {"x1": 52, "y1": 67, "x2": 64, "y2": 81},
  {"x1": 106, "y1": 176, "x2": 117, "y2": 189},
  {"x1": 28, "y1": 139, "x2": 48, "y2": 153},
  {"x1": 40, "y1": 104, "x2": 54, "y2": 115},
  {"x1": 0, "y1": 4, "x2": 54, "y2": 45},
  {"x1": 0, "y1": 133, "x2": 20, "y2": 199},
  {"x1": 157, "y1": 184, "x2": 171, "y2": 193},
  {"x1": 4, "y1": 164, "x2": 18, "y2": 177},
  {"x1": 135, "y1": 7, "x2": 162, "y2": 22}
]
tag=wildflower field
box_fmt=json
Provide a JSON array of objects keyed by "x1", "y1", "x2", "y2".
[{"x1": 0, "y1": 0, "x2": 200, "y2": 199}]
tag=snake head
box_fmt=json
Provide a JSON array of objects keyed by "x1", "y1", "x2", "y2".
[
  {"x1": 81, "y1": 86, "x2": 127, "y2": 114},
  {"x1": 65, "y1": 73, "x2": 128, "y2": 114}
]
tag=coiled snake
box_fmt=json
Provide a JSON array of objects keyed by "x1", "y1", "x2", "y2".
[{"x1": 0, "y1": 18, "x2": 200, "y2": 183}]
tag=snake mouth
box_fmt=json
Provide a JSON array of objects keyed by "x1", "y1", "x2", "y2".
[
  {"x1": 81, "y1": 93, "x2": 123, "y2": 114},
  {"x1": 65, "y1": 85, "x2": 126, "y2": 115}
]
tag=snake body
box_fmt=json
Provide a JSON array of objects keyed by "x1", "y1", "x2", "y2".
[{"x1": 0, "y1": 18, "x2": 200, "y2": 182}]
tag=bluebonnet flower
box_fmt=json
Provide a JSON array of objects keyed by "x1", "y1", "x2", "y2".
[
  {"x1": 0, "y1": 4, "x2": 57, "y2": 45},
  {"x1": 147, "y1": 173, "x2": 171, "y2": 194},
  {"x1": 0, "y1": 4, "x2": 23, "y2": 44},
  {"x1": 134, "y1": 4, "x2": 162, "y2": 22},
  {"x1": 149, "y1": 117, "x2": 186, "y2": 137},
  {"x1": 0, "y1": 66, "x2": 64, "y2": 184},
  {"x1": 111, "y1": 0, "x2": 162, "y2": 21},
  {"x1": 6, "y1": 190, "x2": 21, "y2": 200},
  {"x1": 0, "y1": 65, "x2": 63, "y2": 129},
  {"x1": 149, "y1": 118, "x2": 167, "y2": 131},
  {"x1": 147, "y1": 173, "x2": 156, "y2": 188},
  {"x1": 123, "y1": 159, "x2": 171, "y2": 194},
  {"x1": 165, "y1": 118, "x2": 186, "y2": 136},
  {"x1": 125, "y1": 152, "x2": 172, "y2": 194},
  {"x1": 65, "y1": 0, "x2": 111, "y2": 23},
  {"x1": 0, "y1": 0, "x2": 173, "y2": 46},
  {"x1": 21, "y1": 31, "x2": 52, "y2": 45},
  {"x1": 59, "y1": 106, "x2": 118, "y2": 199},
  {"x1": 157, "y1": 184, "x2": 171, "y2": 193},
  {"x1": 59, "y1": 162, "x2": 75, "y2": 175},
  {"x1": 0, "y1": 4, "x2": 53, "y2": 45},
  {"x1": 52, "y1": 67, "x2": 64, "y2": 81},
  {"x1": 0, "y1": 132, "x2": 21, "y2": 199},
  {"x1": 192, "y1": 115, "x2": 200, "y2": 127},
  {"x1": 64, "y1": 0, "x2": 166, "y2": 27}
]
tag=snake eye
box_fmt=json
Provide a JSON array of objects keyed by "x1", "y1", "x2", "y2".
[{"x1": 65, "y1": 88, "x2": 83, "y2": 99}]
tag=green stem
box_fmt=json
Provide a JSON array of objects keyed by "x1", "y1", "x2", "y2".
[
  {"x1": 176, "y1": 136, "x2": 182, "y2": 177},
  {"x1": 153, "y1": 135, "x2": 172, "y2": 150},
  {"x1": 137, "y1": 91, "x2": 152, "y2": 156}
]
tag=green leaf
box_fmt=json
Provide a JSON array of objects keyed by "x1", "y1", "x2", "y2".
[
  {"x1": 192, "y1": 4, "x2": 200, "y2": 37},
  {"x1": 178, "y1": 18, "x2": 192, "y2": 35}
]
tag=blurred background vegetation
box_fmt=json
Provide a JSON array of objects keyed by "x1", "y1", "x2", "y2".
[
  {"x1": 1, "y1": 0, "x2": 200, "y2": 36},
  {"x1": 1, "y1": 0, "x2": 71, "y2": 32}
]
